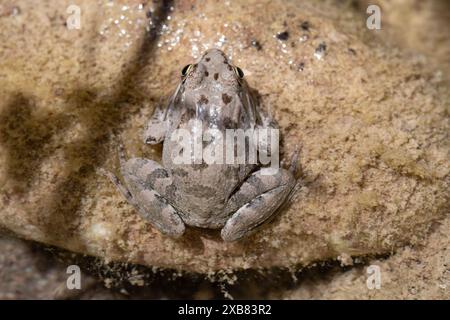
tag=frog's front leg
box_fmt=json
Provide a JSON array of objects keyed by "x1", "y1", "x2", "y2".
[
  {"x1": 104, "y1": 146, "x2": 185, "y2": 238},
  {"x1": 143, "y1": 105, "x2": 169, "y2": 145},
  {"x1": 221, "y1": 163, "x2": 297, "y2": 242}
]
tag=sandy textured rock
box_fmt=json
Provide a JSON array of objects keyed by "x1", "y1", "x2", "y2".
[
  {"x1": 0, "y1": 0, "x2": 448, "y2": 273},
  {"x1": 359, "y1": 0, "x2": 450, "y2": 73},
  {"x1": 271, "y1": 215, "x2": 450, "y2": 299}
]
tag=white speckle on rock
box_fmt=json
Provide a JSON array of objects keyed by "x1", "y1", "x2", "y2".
[{"x1": 90, "y1": 222, "x2": 112, "y2": 240}]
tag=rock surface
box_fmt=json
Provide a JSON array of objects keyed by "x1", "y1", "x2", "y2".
[
  {"x1": 272, "y1": 215, "x2": 450, "y2": 299},
  {"x1": 0, "y1": 0, "x2": 448, "y2": 273}
]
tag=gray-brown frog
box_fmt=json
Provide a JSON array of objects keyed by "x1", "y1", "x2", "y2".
[{"x1": 104, "y1": 49, "x2": 298, "y2": 242}]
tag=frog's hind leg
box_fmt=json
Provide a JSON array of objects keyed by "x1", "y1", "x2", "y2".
[
  {"x1": 221, "y1": 152, "x2": 299, "y2": 242},
  {"x1": 103, "y1": 145, "x2": 185, "y2": 238}
]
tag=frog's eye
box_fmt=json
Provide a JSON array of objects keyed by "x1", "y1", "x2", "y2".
[
  {"x1": 181, "y1": 64, "x2": 193, "y2": 77},
  {"x1": 234, "y1": 66, "x2": 244, "y2": 79}
]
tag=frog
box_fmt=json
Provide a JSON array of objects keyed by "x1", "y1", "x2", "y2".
[{"x1": 103, "y1": 49, "x2": 299, "y2": 242}]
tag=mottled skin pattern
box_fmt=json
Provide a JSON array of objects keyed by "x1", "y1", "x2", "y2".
[{"x1": 105, "y1": 49, "x2": 298, "y2": 242}]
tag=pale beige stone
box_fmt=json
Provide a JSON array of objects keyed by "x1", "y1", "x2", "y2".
[{"x1": 0, "y1": 0, "x2": 448, "y2": 274}]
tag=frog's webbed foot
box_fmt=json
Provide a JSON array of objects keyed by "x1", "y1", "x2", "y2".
[
  {"x1": 143, "y1": 105, "x2": 168, "y2": 145},
  {"x1": 221, "y1": 152, "x2": 299, "y2": 242},
  {"x1": 103, "y1": 146, "x2": 185, "y2": 238}
]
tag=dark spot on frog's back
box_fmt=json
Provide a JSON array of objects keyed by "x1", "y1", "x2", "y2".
[
  {"x1": 198, "y1": 94, "x2": 209, "y2": 105},
  {"x1": 181, "y1": 107, "x2": 196, "y2": 122},
  {"x1": 205, "y1": 57, "x2": 210, "y2": 62},
  {"x1": 214, "y1": 73, "x2": 219, "y2": 80},
  {"x1": 222, "y1": 116, "x2": 237, "y2": 129},
  {"x1": 222, "y1": 93, "x2": 232, "y2": 105}
]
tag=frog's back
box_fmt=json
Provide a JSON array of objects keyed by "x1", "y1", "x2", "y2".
[
  {"x1": 164, "y1": 156, "x2": 249, "y2": 228},
  {"x1": 157, "y1": 48, "x2": 259, "y2": 228}
]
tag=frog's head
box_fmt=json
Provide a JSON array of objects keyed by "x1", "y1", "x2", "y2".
[
  {"x1": 180, "y1": 49, "x2": 247, "y2": 104},
  {"x1": 181, "y1": 48, "x2": 244, "y2": 91}
]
